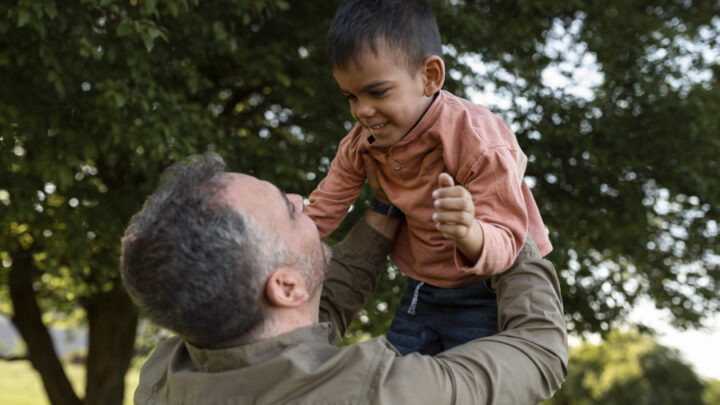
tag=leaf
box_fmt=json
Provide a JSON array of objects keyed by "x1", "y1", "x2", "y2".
[
  {"x1": 44, "y1": 2, "x2": 59, "y2": 20},
  {"x1": 116, "y1": 20, "x2": 133, "y2": 37},
  {"x1": 17, "y1": 9, "x2": 32, "y2": 27},
  {"x1": 141, "y1": 33, "x2": 155, "y2": 52},
  {"x1": 113, "y1": 93, "x2": 126, "y2": 108}
]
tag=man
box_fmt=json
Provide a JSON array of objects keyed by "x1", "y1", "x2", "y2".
[{"x1": 121, "y1": 153, "x2": 567, "y2": 404}]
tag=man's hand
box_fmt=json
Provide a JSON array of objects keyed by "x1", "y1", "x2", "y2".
[
  {"x1": 432, "y1": 173, "x2": 484, "y2": 263},
  {"x1": 362, "y1": 154, "x2": 390, "y2": 204}
]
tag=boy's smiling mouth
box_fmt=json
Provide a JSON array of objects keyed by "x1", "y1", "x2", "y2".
[
  {"x1": 365, "y1": 121, "x2": 390, "y2": 144},
  {"x1": 369, "y1": 122, "x2": 389, "y2": 130}
]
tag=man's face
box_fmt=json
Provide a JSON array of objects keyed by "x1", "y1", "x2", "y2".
[
  {"x1": 221, "y1": 173, "x2": 330, "y2": 291},
  {"x1": 332, "y1": 42, "x2": 433, "y2": 147}
]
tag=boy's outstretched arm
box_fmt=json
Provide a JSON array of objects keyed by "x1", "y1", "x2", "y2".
[{"x1": 432, "y1": 172, "x2": 484, "y2": 264}]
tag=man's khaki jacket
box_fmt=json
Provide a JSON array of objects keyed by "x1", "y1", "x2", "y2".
[{"x1": 135, "y1": 221, "x2": 568, "y2": 404}]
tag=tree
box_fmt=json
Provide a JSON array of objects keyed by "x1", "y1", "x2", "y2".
[
  {"x1": 546, "y1": 330, "x2": 706, "y2": 405},
  {"x1": 704, "y1": 379, "x2": 720, "y2": 405},
  {"x1": 1, "y1": 0, "x2": 719, "y2": 403}
]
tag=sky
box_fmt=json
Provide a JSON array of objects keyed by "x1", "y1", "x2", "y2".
[
  {"x1": 564, "y1": 302, "x2": 720, "y2": 380},
  {"x1": 627, "y1": 301, "x2": 720, "y2": 380}
]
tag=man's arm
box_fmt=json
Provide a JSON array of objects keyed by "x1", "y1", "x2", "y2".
[
  {"x1": 319, "y1": 210, "x2": 401, "y2": 344},
  {"x1": 376, "y1": 236, "x2": 568, "y2": 404},
  {"x1": 448, "y1": 235, "x2": 568, "y2": 403}
]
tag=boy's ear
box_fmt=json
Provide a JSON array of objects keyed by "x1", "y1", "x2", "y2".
[
  {"x1": 421, "y1": 55, "x2": 445, "y2": 97},
  {"x1": 265, "y1": 267, "x2": 310, "y2": 308}
]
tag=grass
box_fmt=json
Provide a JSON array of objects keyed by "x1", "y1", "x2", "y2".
[{"x1": 0, "y1": 360, "x2": 140, "y2": 405}]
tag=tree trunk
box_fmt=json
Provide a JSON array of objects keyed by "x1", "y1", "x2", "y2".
[
  {"x1": 83, "y1": 287, "x2": 138, "y2": 405},
  {"x1": 9, "y1": 249, "x2": 83, "y2": 405}
]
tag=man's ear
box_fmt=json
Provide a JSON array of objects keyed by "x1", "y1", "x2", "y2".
[
  {"x1": 421, "y1": 55, "x2": 445, "y2": 97},
  {"x1": 265, "y1": 267, "x2": 309, "y2": 308}
]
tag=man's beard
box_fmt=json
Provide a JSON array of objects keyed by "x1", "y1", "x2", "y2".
[
  {"x1": 299, "y1": 240, "x2": 332, "y2": 294},
  {"x1": 320, "y1": 242, "x2": 332, "y2": 270},
  {"x1": 315, "y1": 241, "x2": 332, "y2": 287}
]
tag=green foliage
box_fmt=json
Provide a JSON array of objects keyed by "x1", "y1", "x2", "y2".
[
  {"x1": 340, "y1": 262, "x2": 406, "y2": 345},
  {"x1": 0, "y1": 0, "x2": 719, "y2": 395},
  {"x1": 705, "y1": 379, "x2": 720, "y2": 405},
  {"x1": 546, "y1": 330, "x2": 706, "y2": 405}
]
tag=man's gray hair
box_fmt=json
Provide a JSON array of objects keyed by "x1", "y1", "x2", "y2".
[{"x1": 120, "y1": 153, "x2": 290, "y2": 347}]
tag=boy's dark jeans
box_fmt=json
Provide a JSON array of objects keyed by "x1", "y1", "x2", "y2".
[{"x1": 387, "y1": 276, "x2": 499, "y2": 356}]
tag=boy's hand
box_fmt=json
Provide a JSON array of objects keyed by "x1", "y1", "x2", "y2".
[{"x1": 432, "y1": 173, "x2": 484, "y2": 263}]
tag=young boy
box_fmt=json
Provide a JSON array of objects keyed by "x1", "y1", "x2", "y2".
[{"x1": 305, "y1": 0, "x2": 552, "y2": 355}]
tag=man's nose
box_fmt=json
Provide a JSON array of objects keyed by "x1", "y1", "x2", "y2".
[{"x1": 287, "y1": 193, "x2": 304, "y2": 212}]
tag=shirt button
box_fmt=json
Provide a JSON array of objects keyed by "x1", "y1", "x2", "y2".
[{"x1": 393, "y1": 161, "x2": 402, "y2": 170}]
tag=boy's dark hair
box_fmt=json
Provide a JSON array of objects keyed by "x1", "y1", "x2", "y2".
[{"x1": 326, "y1": 0, "x2": 442, "y2": 73}]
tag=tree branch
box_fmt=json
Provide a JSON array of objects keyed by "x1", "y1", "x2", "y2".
[{"x1": 9, "y1": 248, "x2": 83, "y2": 405}]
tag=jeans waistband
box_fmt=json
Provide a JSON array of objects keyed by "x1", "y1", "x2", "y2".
[{"x1": 405, "y1": 276, "x2": 495, "y2": 305}]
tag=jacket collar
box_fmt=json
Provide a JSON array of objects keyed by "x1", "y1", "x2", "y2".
[{"x1": 185, "y1": 323, "x2": 333, "y2": 372}]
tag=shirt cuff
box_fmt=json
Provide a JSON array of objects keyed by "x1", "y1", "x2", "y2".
[{"x1": 453, "y1": 220, "x2": 512, "y2": 275}]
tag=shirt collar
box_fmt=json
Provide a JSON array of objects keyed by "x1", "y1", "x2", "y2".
[{"x1": 184, "y1": 323, "x2": 332, "y2": 372}]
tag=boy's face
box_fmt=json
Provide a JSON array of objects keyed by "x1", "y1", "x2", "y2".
[{"x1": 332, "y1": 43, "x2": 434, "y2": 147}]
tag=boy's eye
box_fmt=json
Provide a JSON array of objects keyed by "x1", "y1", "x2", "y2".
[
  {"x1": 370, "y1": 89, "x2": 388, "y2": 97},
  {"x1": 345, "y1": 94, "x2": 357, "y2": 101}
]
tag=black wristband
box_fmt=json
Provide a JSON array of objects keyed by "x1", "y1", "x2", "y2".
[{"x1": 371, "y1": 199, "x2": 405, "y2": 219}]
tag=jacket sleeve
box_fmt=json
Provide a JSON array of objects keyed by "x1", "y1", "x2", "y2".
[
  {"x1": 319, "y1": 219, "x2": 394, "y2": 344},
  {"x1": 306, "y1": 135, "x2": 367, "y2": 239},
  {"x1": 371, "y1": 236, "x2": 568, "y2": 405},
  {"x1": 454, "y1": 146, "x2": 529, "y2": 275}
]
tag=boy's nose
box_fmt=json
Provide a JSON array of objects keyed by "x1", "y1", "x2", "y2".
[{"x1": 353, "y1": 101, "x2": 375, "y2": 120}]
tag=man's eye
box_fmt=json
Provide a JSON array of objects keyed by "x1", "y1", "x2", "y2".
[
  {"x1": 345, "y1": 94, "x2": 357, "y2": 101},
  {"x1": 370, "y1": 89, "x2": 388, "y2": 97},
  {"x1": 287, "y1": 199, "x2": 295, "y2": 214}
]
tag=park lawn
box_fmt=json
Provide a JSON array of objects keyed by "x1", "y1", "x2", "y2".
[{"x1": 0, "y1": 360, "x2": 140, "y2": 405}]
